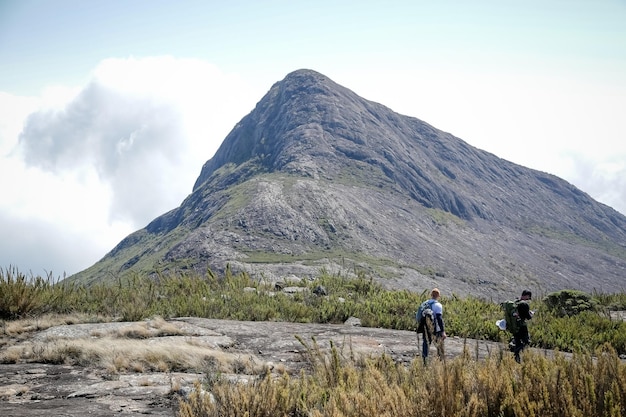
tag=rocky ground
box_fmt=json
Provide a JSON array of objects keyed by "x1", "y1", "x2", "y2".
[{"x1": 0, "y1": 317, "x2": 560, "y2": 417}]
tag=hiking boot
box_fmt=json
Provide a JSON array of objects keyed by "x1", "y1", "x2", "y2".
[{"x1": 508, "y1": 340, "x2": 516, "y2": 352}]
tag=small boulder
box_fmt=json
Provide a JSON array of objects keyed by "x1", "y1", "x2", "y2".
[
  {"x1": 312, "y1": 285, "x2": 328, "y2": 296},
  {"x1": 344, "y1": 317, "x2": 361, "y2": 327}
]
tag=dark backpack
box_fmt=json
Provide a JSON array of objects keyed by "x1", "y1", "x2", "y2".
[
  {"x1": 500, "y1": 300, "x2": 520, "y2": 334},
  {"x1": 415, "y1": 299, "x2": 436, "y2": 335}
]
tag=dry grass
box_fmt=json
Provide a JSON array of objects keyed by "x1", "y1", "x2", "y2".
[
  {"x1": 178, "y1": 344, "x2": 626, "y2": 417},
  {"x1": 0, "y1": 384, "x2": 29, "y2": 399},
  {"x1": 91, "y1": 316, "x2": 186, "y2": 339},
  {"x1": 0, "y1": 316, "x2": 262, "y2": 375},
  {"x1": 1, "y1": 313, "x2": 109, "y2": 336},
  {"x1": 1, "y1": 335, "x2": 260, "y2": 374}
]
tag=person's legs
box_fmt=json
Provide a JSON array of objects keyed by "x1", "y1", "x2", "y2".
[
  {"x1": 422, "y1": 331, "x2": 429, "y2": 364},
  {"x1": 513, "y1": 337, "x2": 523, "y2": 363},
  {"x1": 513, "y1": 327, "x2": 529, "y2": 363},
  {"x1": 434, "y1": 334, "x2": 445, "y2": 362},
  {"x1": 508, "y1": 337, "x2": 516, "y2": 352}
]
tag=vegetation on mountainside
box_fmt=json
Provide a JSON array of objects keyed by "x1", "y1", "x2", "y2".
[
  {"x1": 2, "y1": 266, "x2": 626, "y2": 355},
  {"x1": 2, "y1": 266, "x2": 626, "y2": 417},
  {"x1": 527, "y1": 224, "x2": 626, "y2": 260}
]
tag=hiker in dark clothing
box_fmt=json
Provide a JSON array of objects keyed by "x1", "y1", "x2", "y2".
[{"x1": 512, "y1": 289, "x2": 533, "y2": 363}]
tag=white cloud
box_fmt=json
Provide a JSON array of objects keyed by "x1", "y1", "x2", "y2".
[
  {"x1": 0, "y1": 92, "x2": 39, "y2": 156},
  {"x1": 0, "y1": 56, "x2": 259, "y2": 276},
  {"x1": 18, "y1": 82, "x2": 190, "y2": 224},
  {"x1": 560, "y1": 153, "x2": 626, "y2": 216}
]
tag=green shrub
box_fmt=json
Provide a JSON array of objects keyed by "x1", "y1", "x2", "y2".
[
  {"x1": 0, "y1": 267, "x2": 68, "y2": 319},
  {"x1": 544, "y1": 289, "x2": 596, "y2": 317}
]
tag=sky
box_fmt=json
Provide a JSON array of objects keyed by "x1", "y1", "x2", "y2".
[{"x1": 1, "y1": 0, "x2": 625, "y2": 278}]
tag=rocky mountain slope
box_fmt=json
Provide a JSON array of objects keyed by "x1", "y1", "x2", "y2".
[{"x1": 68, "y1": 69, "x2": 626, "y2": 298}]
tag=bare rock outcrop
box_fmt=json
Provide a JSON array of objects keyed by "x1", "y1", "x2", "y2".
[{"x1": 0, "y1": 317, "x2": 508, "y2": 416}]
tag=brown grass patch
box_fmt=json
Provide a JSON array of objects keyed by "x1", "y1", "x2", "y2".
[
  {"x1": 0, "y1": 334, "x2": 262, "y2": 374},
  {"x1": 90, "y1": 317, "x2": 187, "y2": 339},
  {"x1": 1, "y1": 313, "x2": 110, "y2": 336}
]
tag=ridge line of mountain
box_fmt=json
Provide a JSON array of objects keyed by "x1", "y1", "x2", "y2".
[{"x1": 67, "y1": 69, "x2": 626, "y2": 298}]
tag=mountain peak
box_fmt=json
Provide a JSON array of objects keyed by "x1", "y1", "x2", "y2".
[
  {"x1": 192, "y1": 68, "x2": 360, "y2": 191},
  {"x1": 70, "y1": 70, "x2": 626, "y2": 298},
  {"x1": 282, "y1": 68, "x2": 328, "y2": 81},
  {"x1": 278, "y1": 68, "x2": 341, "y2": 91}
]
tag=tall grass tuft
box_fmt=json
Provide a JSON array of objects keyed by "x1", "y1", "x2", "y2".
[
  {"x1": 0, "y1": 267, "x2": 67, "y2": 319},
  {"x1": 178, "y1": 345, "x2": 626, "y2": 417}
]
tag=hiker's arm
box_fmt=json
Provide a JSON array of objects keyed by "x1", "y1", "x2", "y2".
[
  {"x1": 517, "y1": 302, "x2": 532, "y2": 320},
  {"x1": 435, "y1": 313, "x2": 446, "y2": 337},
  {"x1": 432, "y1": 302, "x2": 446, "y2": 338}
]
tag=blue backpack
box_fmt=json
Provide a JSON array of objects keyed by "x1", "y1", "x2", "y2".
[{"x1": 415, "y1": 299, "x2": 436, "y2": 333}]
